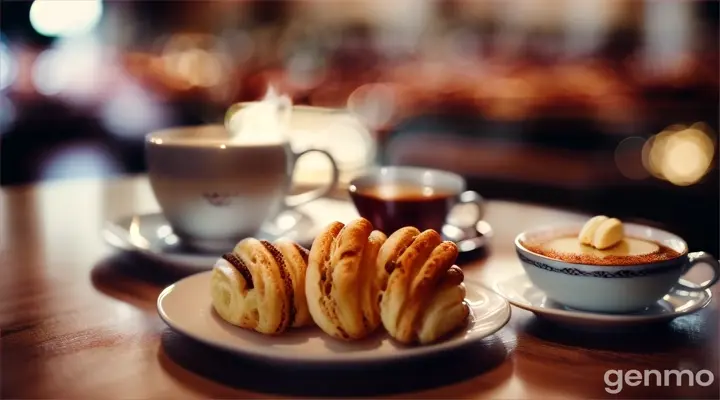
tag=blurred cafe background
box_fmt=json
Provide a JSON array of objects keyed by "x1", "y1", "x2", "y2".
[{"x1": 0, "y1": 0, "x2": 718, "y2": 254}]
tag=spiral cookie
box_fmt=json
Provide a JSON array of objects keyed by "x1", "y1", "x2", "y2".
[
  {"x1": 305, "y1": 218, "x2": 387, "y2": 340},
  {"x1": 377, "y1": 227, "x2": 469, "y2": 345},
  {"x1": 210, "y1": 238, "x2": 312, "y2": 334}
]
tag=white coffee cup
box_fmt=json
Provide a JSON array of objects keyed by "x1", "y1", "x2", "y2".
[{"x1": 145, "y1": 124, "x2": 338, "y2": 252}]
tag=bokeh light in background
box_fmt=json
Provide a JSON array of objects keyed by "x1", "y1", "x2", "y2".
[
  {"x1": 0, "y1": 95, "x2": 17, "y2": 135},
  {"x1": 39, "y1": 142, "x2": 120, "y2": 181},
  {"x1": 29, "y1": 0, "x2": 103, "y2": 38},
  {"x1": 31, "y1": 49, "x2": 64, "y2": 96},
  {"x1": 285, "y1": 49, "x2": 327, "y2": 91},
  {"x1": 0, "y1": 39, "x2": 18, "y2": 91},
  {"x1": 642, "y1": 123, "x2": 717, "y2": 186},
  {"x1": 0, "y1": 35, "x2": 18, "y2": 136},
  {"x1": 31, "y1": 36, "x2": 107, "y2": 102},
  {"x1": 347, "y1": 83, "x2": 397, "y2": 130},
  {"x1": 161, "y1": 34, "x2": 230, "y2": 90},
  {"x1": 99, "y1": 79, "x2": 171, "y2": 138}
]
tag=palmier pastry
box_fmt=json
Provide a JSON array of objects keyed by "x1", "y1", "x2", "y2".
[
  {"x1": 210, "y1": 238, "x2": 312, "y2": 334},
  {"x1": 377, "y1": 227, "x2": 469, "y2": 345},
  {"x1": 306, "y1": 218, "x2": 387, "y2": 340}
]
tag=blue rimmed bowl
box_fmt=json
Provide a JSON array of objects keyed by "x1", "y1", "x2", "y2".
[{"x1": 514, "y1": 223, "x2": 719, "y2": 314}]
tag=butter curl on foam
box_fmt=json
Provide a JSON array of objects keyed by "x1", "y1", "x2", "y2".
[{"x1": 578, "y1": 216, "x2": 624, "y2": 250}]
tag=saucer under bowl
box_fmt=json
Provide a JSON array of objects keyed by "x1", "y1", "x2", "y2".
[{"x1": 493, "y1": 273, "x2": 712, "y2": 328}]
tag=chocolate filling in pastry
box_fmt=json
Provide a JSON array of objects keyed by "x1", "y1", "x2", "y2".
[
  {"x1": 222, "y1": 253, "x2": 254, "y2": 289},
  {"x1": 260, "y1": 240, "x2": 296, "y2": 330}
]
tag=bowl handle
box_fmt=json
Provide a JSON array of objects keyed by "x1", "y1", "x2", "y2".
[{"x1": 675, "y1": 251, "x2": 720, "y2": 291}]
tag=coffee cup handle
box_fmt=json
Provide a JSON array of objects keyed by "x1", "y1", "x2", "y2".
[
  {"x1": 675, "y1": 251, "x2": 720, "y2": 292},
  {"x1": 285, "y1": 149, "x2": 340, "y2": 209},
  {"x1": 452, "y1": 190, "x2": 485, "y2": 227}
]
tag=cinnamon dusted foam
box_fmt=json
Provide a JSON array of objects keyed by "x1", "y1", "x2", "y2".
[{"x1": 521, "y1": 235, "x2": 681, "y2": 266}]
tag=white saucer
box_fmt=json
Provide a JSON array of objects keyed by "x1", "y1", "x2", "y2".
[
  {"x1": 157, "y1": 271, "x2": 511, "y2": 364},
  {"x1": 103, "y1": 198, "x2": 493, "y2": 270},
  {"x1": 102, "y1": 211, "x2": 317, "y2": 271},
  {"x1": 493, "y1": 273, "x2": 713, "y2": 327},
  {"x1": 102, "y1": 198, "x2": 360, "y2": 270}
]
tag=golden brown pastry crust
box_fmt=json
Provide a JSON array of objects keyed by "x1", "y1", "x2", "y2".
[
  {"x1": 377, "y1": 227, "x2": 469, "y2": 344},
  {"x1": 210, "y1": 238, "x2": 311, "y2": 334},
  {"x1": 305, "y1": 218, "x2": 387, "y2": 340}
]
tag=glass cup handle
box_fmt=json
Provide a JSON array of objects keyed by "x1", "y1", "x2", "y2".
[
  {"x1": 675, "y1": 251, "x2": 720, "y2": 291},
  {"x1": 285, "y1": 149, "x2": 340, "y2": 209},
  {"x1": 452, "y1": 190, "x2": 485, "y2": 228}
]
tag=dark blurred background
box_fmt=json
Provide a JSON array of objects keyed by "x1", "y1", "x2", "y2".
[{"x1": 0, "y1": 0, "x2": 718, "y2": 253}]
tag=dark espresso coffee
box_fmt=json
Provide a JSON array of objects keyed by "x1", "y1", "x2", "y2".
[
  {"x1": 349, "y1": 184, "x2": 455, "y2": 234},
  {"x1": 521, "y1": 235, "x2": 682, "y2": 266}
]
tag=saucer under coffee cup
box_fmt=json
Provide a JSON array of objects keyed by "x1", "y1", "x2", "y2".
[
  {"x1": 515, "y1": 223, "x2": 720, "y2": 314},
  {"x1": 348, "y1": 166, "x2": 485, "y2": 235},
  {"x1": 145, "y1": 124, "x2": 339, "y2": 252}
]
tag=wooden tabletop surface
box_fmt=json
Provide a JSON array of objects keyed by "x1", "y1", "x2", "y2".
[{"x1": 1, "y1": 176, "x2": 718, "y2": 399}]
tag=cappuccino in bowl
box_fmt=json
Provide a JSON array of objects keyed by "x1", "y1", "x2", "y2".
[
  {"x1": 523, "y1": 234, "x2": 681, "y2": 266},
  {"x1": 515, "y1": 216, "x2": 719, "y2": 313}
]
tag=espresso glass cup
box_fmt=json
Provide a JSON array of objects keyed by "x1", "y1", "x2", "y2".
[
  {"x1": 145, "y1": 125, "x2": 338, "y2": 252},
  {"x1": 348, "y1": 166, "x2": 485, "y2": 234},
  {"x1": 515, "y1": 223, "x2": 720, "y2": 313}
]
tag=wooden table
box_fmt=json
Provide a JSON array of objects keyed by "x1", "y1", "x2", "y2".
[{"x1": 1, "y1": 176, "x2": 717, "y2": 399}]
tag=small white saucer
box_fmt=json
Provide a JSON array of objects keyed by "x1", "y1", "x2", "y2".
[
  {"x1": 493, "y1": 273, "x2": 713, "y2": 327},
  {"x1": 157, "y1": 271, "x2": 511, "y2": 364},
  {"x1": 102, "y1": 209, "x2": 320, "y2": 271}
]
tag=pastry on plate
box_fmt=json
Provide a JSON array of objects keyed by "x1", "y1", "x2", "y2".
[
  {"x1": 377, "y1": 227, "x2": 469, "y2": 345},
  {"x1": 210, "y1": 238, "x2": 311, "y2": 334},
  {"x1": 306, "y1": 218, "x2": 387, "y2": 340}
]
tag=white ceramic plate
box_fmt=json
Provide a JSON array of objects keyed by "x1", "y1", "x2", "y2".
[
  {"x1": 157, "y1": 271, "x2": 511, "y2": 364},
  {"x1": 493, "y1": 273, "x2": 713, "y2": 327}
]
